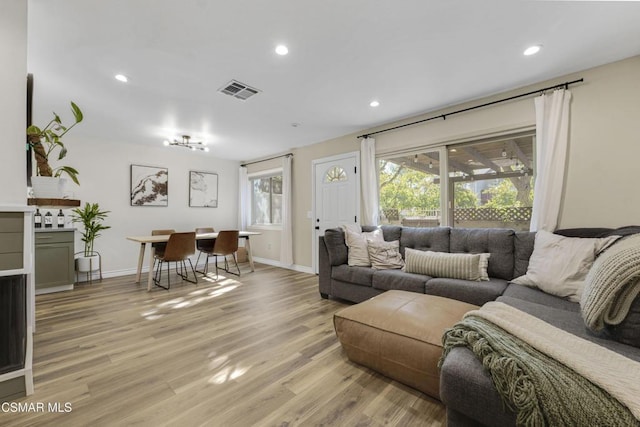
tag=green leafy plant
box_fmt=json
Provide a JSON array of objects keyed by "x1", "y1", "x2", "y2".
[
  {"x1": 27, "y1": 101, "x2": 83, "y2": 185},
  {"x1": 71, "y1": 203, "x2": 110, "y2": 256}
]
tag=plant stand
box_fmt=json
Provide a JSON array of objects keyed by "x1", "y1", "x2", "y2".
[{"x1": 75, "y1": 251, "x2": 102, "y2": 284}]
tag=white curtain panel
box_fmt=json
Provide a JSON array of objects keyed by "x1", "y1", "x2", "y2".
[
  {"x1": 530, "y1": 89, "x2": 572, "y2": 232},
  {"x1": 238, "y1": 166, "x2": 249, "y2": 230},
  {"x1": 280, "y1": 155, "x2": 294, "y2": 266},
  {"x1": 361, "y1": 137, "x2": 379, "y2": 226}
]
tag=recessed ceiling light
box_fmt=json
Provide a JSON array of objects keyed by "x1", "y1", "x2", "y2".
[
  {"x1": 275, "y1": 45, "x2": 289, "y2": 56},
  {"x1": 115, "y1": 74, "x2": 128, "y2": 83},
  {"x1": 523, "y1": 45, "x2": 542, "y2": 56},
  {"x1": 370, "y1": 100, "x2": 380, "y2": 107}
]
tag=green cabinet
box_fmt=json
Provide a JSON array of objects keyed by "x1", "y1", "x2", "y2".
[{"x1": 35, "y1": 229, "x2": 75, "y2": 294}]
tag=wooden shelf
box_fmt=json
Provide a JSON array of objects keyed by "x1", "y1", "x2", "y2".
[{"x1": 27, "y1": 198, "x2": 80, "y2": 208}]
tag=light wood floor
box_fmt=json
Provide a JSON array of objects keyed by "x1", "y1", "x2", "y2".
[{"x1": 1, "y1": 263, "x2": 445, "y2": 426}]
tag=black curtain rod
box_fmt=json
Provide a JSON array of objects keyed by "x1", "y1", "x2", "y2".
[
  {"x1": 241, "y1": 153, "x2": 293, "y2": 167},
  {"x1": 358, "y1": 78, "x2": 584, "y2": 139}
]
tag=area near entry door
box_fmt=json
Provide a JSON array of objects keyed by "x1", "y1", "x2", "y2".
[{"x1": 312, "y1": 152, "x2": 360, "y2": 273}]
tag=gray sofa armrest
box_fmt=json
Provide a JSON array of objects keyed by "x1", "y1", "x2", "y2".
[
  {"x1": 440, "y1": 347, "x2": 516, "y2": 427},
  {"x1": 323, "y1": 228, "x2": 348, "y2": 266},
  {"x1": 318, "y1": 236, "x2": 331, "y2": 298}
]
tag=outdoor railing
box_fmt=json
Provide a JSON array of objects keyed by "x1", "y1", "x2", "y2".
[{"x1": 380, "y1": 206, "x2": 532, "y2": 223}]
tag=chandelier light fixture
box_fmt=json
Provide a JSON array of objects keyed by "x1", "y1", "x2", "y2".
[{"x1": 163, "y1": 135, "x2": 209, "y2": 152}]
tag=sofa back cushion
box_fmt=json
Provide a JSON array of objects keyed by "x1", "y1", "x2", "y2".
[
  {"x1": 514, "y1": 231, "x2": 535, "y2": 278},
  {"x1": 363, "y1": 225, "x2": 402, "y2": 242},
  {"x1": 450, "y1": 228, "x2": 515, "y2": 280},
  {"x1": 400, "y1": 226, "x2": 450, "y2": 257}
]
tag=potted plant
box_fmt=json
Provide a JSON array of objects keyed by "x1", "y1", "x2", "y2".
[
  {"x1": 27, "y1": 102, "x2": 83, "y2": 198},
  {"x1": 71, "y1": 202, "x2": 110, "y2": 274}
]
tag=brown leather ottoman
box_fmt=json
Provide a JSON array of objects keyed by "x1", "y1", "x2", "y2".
[{"x1": 333, "y1": 290, "x2": 478, "y2": 400}]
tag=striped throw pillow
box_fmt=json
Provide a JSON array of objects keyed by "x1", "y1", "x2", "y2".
[{"x1": 405, "y1": 248, "x2": 482, "y2": 281}]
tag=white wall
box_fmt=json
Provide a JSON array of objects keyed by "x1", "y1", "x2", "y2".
[
  {"x1": 58, "y1": 136, "x2": 239, "y2": 276},
  {"x1": 0, "y1": 0, "x2": 27, "y2": 204}
]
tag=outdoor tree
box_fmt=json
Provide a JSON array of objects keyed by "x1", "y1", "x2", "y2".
[
  {"x1": 379, "y1": 161, "x2": 478, "y2": 214},
  {"x1": 482, "y1": 176, "x2": 533, "y2": 208}
]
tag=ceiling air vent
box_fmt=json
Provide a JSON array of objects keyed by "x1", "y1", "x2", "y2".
[{"x1": 219, "y1": 80, "x2": 260, "y2": 101}]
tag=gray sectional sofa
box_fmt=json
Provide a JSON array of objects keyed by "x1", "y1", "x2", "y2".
[
  {"x1": 319, "y1": 225, "x2": 640, "y2": 426},
  {"x1": 319, "y1": 225, "x2": 532, "y2": 306}
]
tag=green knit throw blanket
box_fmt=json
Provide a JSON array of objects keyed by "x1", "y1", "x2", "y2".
[{"x1": 441, "y1": 315, "x2": 640, "y2": 427}]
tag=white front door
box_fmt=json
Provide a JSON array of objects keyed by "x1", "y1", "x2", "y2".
[{"x1": 312, "y1": 152, "x2": 360, "y2": 273}]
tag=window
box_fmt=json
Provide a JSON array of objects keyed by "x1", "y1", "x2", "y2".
[
  {"x1": 251, "y1": 174, "x2": 282, "y2": 226},
  {"x1": 378, "y1": 131, "x2": 535, "y2": 231},
  {"x1": 324, "y1": 166, "x2": 348, "y2": 183},
  {"x1": 379, "y1": 150, "x2": 442, "y2": 227},
  {"x1": 448, "y1": 135, "x2": 534, "y2": 231}
]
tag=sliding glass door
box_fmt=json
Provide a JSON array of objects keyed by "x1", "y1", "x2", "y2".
[
  {"x1": 378, "y1": 148, "x2": 446, "y2": 227},
  {"x1": 378, "y1": 131, "x2": 535, "y2": 231},
  {"x1": 447, "y1": 133, "x2": 535, "y2": 231}
]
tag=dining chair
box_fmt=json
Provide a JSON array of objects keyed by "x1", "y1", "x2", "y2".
[
  {"x1": 153, "y1": 232, "x2": 197, "y2": 290},
  {"x1": 195, "y1": 227, "x2": 215, "y2": 274},
  {"x1": 151, "y1": 229, "x2": 175, "y2": 271},
  {"x1": 210, "y1": 230, "x2": 240, "y2": 279},
  {"x1": 151, "y1": 229, "x2": 175, "y2": 258}
]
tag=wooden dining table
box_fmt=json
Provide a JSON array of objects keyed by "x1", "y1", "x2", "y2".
[{"x1": 126, "y1": 231, "x2": 261, "y2": 291}]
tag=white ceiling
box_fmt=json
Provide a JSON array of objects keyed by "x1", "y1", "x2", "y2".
[{"x1": 27, "y1": 0, "x2": 640, "y2": 161}]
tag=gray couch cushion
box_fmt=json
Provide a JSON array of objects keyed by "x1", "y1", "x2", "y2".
[
  {"x1": 497, "y1": 296, "x2": 640, "y2": 362},
  {"x1": 331, "y1": 265, "x2": 374, "y2": 287},
  {"x1": 424, "y1": 277, "x2": 508, "y2": 306},
  {"x1": 606, "y1": 296, "x2": 640, "y2": 348},
  {"x1": 555, "y1": 225, "x2": 640, "y2": 238},
  {"x1": 323, "y1": 228, "x2": 348, "y2": 266},
  {"x1": 400, "y1": 226, "x2": 450, "y2": 257},
  {"x1": 371, "y1": 269, "x2": 429, "y2": 293},
  {"x1": 450, "y1": 228, "x2": 515, "y2": 280},
  {"x1": 513, "y1": 231, "x2": 535, "y2": 279},
  {"x1": 502, "y1": 284, "x2": 579, "y2": 312},
  {"x1": 362, "y1": 225, "x2": 403, "y2": 243}
]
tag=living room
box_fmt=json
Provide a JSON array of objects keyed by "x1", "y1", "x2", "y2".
[{"x1": 2, "y1": 1, "x2": 640, "y2": 426}]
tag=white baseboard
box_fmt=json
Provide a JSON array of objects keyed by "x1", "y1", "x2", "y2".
[
  {"x1": 251, "y1": 256, "x2": 314, "y2": 274},
  {"x1": 35, "y1": 284, "x2": 73, "y2": 295},
  {"x1": 96, "y1": 257, "x2": 314, "y2": 281}
]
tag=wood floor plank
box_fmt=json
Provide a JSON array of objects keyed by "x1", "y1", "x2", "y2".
[{"x1": 0, "y1": 264, "x2": 445, "y2": 426}]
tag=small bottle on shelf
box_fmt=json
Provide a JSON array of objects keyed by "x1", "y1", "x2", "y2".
[
  {"x1": 34, "y1": 208, "x2": 42, "y2": 228},
  {"x1": 44, "y1": 211, "x2": 53, "y2": 228},
  {"x1": 57, "y1": 209, "x2": 65, "y2": 228}
]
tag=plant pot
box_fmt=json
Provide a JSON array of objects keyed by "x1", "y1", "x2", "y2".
[
  {"x1": 31, "y1": 176, "x2": 67, "y2": 199},
  {"x1": 75, "y1": 254, "x2": 100, "y2": 272}
]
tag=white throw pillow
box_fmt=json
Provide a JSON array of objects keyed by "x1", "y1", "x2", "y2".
[
  {"x1": 511, "y1": 230, "x2": 619, "y2": 302},
  {"x1": 367, "y1": 240, "x2": 404, "y2": 270},
  {"x1": 479, "y1": 253, "x2": 491, "y2": 281},
  {"x1": 344, "y1": 228, "x2": 384, "y2": 266},
  {"x1": 341, "y1": 224, "x2": 362, "y2": 235},
  {"x1": 405, "y1": 248, "x2": 482, "y2": 281}
]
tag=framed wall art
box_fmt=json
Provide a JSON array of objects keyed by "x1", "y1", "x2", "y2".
[
  {"x1": 189, "y1": 171, "x2": 218, "y2": 207},
  {"x1": 130, "y1": 164, "x2": 168, "y2": 206}
]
